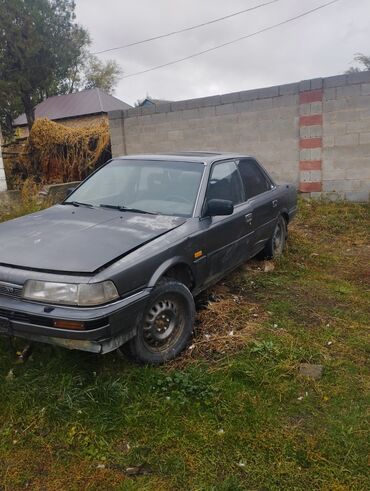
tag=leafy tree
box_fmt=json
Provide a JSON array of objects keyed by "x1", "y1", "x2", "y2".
[
  {"x1": 0, "y1": 0, "x2": 89, "y2": 130},
  {"x1": 49, "y1": 27, "x2": 90, "y2": 96},
  {"x1": 0, "y1": 89, "x2": 23, "y2": 139},
  {"x1": 83, "y1": 55, "x2": 122, "y2": 95},
  {"x1": 0, "y1": 0, "x2": 123, "y2": 136},
  {"x1": 346, "y1": 53, "x2": 370, "y2": 73}
]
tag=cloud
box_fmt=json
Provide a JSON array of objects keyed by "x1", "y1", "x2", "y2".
[{"x1": 75, "y1": 0, "x2": 370, "y2": 105}]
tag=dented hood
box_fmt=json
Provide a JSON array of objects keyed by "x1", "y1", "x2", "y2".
[{"x1": 0, "y1": 205, "x2": 186, "y2": 273}]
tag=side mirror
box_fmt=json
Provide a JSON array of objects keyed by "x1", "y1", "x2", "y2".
[
  {"x1": 65, "y1": 187, "x2": 76, "y2": 199},
  {"x1": 205, "y1": 199, "x2": 234, "y2": 217}
]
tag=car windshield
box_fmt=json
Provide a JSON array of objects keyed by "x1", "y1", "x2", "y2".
[{"x1": 65, "y1": 159, "x2": 204, "y2": 217}]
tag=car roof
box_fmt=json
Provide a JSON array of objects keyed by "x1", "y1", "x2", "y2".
[{"x1": 115, "y1": 152, "x2": 254, "y2": 165}]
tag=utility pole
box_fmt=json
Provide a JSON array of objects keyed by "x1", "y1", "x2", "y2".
[{"x1": 0, "y1": 128, "x2": 8, "y2": 192}]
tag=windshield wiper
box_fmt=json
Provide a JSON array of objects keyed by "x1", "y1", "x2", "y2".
[
  {"x1": 64, "y1": 201, "x2": 94, "y2": 208},
  {"x1": 99, "y1": 204, "x2": 156, "y2": 215}
]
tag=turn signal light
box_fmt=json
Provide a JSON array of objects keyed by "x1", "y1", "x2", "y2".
[{"x1": 53, "y1": 320, "x2": 85, "y2": 330}]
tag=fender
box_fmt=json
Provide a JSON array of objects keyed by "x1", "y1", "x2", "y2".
[{"x1": 148, "y1": 256, "x2": 195, "y2": 288}]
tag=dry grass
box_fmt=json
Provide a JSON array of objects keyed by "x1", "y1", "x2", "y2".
[
  {"x1": 0, "y1": 198, "x2": 369, "y2": 491},
  {"x1": 24, "y1": 118, "x2": 110, "y2": 183},
  {"x1": 172, "y1": 267, "x2": 270, "y2": 366}
]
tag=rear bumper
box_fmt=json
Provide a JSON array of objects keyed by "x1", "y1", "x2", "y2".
[{"x1": 0, "y1": 289, "x2": 151, "y2": 353}]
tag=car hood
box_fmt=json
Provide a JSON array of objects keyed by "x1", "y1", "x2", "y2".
[{"x1": 0, "y1": 205, "x2": 186, "y2": 273}]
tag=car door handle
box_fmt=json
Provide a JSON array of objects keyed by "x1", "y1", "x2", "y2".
[
  {"x1": 272, "y1": 199, "x2": 278, "y2": 208},
  {"x1": 245, "y1": 213, "x2": 253, "y2": 225}
]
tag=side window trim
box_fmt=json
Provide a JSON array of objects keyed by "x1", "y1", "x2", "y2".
[
  {"x1": 252, "y1": 158, "x2": 276, "y2": 189},
  {"x1": 237, "y1": 158, "x2": 274, "y2": 202},
  {"x1": 202, "y1": 159, "x2": 245, "y2": 215}
]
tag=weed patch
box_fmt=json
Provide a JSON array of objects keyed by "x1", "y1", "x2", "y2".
[{"x1": 0, "y1": 198, "x2": 369, "y2": 490}]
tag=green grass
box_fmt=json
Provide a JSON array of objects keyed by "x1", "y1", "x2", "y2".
[{"x1": 0, "y1": 199, "x2": 369, "y2": 490}]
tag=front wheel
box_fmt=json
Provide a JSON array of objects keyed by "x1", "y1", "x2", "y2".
[
  {"x1": 124, "y1": 281, "x2": 195, "y2": 365},
  {"x1": 261, "y1": 215, "x2": 287, "y2": 259}
]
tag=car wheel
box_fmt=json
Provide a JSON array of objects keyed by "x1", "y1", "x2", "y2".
[
  {"x1": 125, "y1": 280, "x2": 195, "y2": 365},
  {"x1": 262, "y1": 215, "x2": 287, "y2": 259}
]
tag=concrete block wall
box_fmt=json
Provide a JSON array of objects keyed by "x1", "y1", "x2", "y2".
[
  {"x1": 109, "y1": 71, "x2": 370, "y2": 202},
  {"x1": 0, "y1": 190, "x2": 20, "y2": 209},
  {"x1": 0, "y1": 182, "x2": 80, "y2": 209},
  {"x1": 39, "y1": 181, "x2": 81, "y2": 203},
  {"x1": 299, "y1": 87, "x2": 324, "y2": 193},
  {"x1": 322, "y1": 73, "x2": 370, "y2": 201},
  {"x1": 110, "y1": 88, "x2": 300, "y2": 185}
]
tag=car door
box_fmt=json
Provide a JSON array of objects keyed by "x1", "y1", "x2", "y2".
[
  {"x1": 199, "y1": 160, "x2": 254, "y2": 286},
  {"x1": 237, "y1": 158, "x2": 279, "y2": 256}
]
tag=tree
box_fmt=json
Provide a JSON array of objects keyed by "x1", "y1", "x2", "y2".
[
  {"x1": 0, "y1": 0, "x2": 89, "y2": 130},
  {"x1": 83, "y1": 55, "x2": 122, "y2": 95},
  {"x1": 346, "y1": 53, "x2": 370, "y2": 73},
  {"x1": 50, "y1": 27, "x2": 90, "y2": 96},
  {"x1": 0, "y1": 0, "x2": 123, "y2": 136},
  {"x1": 0, "y1": 89, "x2": 23, "y2": 139}
]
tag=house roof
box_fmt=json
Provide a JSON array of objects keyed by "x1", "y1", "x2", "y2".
[
  {"x1": 138, "y1": 97, "x2": 172, "y2": 107},
  {"x1": 13, "y1": 88, "x2": 132, "y2": 126}
]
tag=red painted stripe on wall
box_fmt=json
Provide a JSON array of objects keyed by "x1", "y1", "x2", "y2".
[
  {"x1": 299, "y1": 114, "x2": 323, "y2": 126},
  {"x1": 299, "y1": 182, "x2": 322, "y2": 192},
  {"x1": 300, "y1": 138, "x2": 322, "y2": 149},
  {"x1": 299, "y1": 89, "x2": 323, "y2": 104},
  {"x1": 299, "y1": 160, "x2": 322, "y2": 171}
]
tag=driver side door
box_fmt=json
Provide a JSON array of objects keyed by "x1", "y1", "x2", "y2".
[{"x1": 199, "y1": 160, "x2": 254, "y2": 286}]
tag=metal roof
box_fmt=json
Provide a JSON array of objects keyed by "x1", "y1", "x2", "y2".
[{"x1": 13, "y1": 88, "x2": 132, "y2": 126}]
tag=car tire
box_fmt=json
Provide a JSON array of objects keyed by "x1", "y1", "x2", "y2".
[
  {"x1": 261, "y1": 215, "x2": 287, "y2": 259},
  {"x1": 124, "y1": 280, "x2": 195, "y2": 365}
]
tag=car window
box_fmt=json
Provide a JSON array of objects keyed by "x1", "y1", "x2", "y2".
[
  {"x1": 206, "y1": 161, "x2": 244, "y2": 205},
  {"x1": 237, "y1": 159, "x2": 272, "y2": 200},
  {"x1": 66, "y1": 159, "x2": 204, "y2": 217}
]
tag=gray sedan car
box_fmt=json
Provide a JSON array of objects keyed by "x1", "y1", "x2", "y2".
[{"x1": 0, "y1": 152, "x2": 297, "y2": 364}]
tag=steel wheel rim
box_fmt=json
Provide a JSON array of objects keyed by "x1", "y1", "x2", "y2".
[
  {"x1": 273, "y1": 220, "x2": 284, "y2": 255},
  {"x1": 142, "y1": 295, "x2": 185, "y2": 353}
]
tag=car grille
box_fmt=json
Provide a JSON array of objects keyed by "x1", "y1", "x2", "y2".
[{"x1": 0, "y1": 282, "x2": 23, "y2": 299}]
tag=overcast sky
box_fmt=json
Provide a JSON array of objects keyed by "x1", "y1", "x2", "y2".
[{"x1": 75, "y1": 0, "x2": 370, "y2": 106}]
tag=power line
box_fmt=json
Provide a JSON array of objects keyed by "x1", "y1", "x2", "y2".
[
  {"x1": 4, "y1": 0, "x2": 279, "y2": 74},
  {"x1": 93, "y1": 0, "x2": 280, "y2": 55},
  {"x1": 3, "y1": 1, "x2": 278, "y2": 74},
  {"x1": 121, "y1": 0, "x2": 341, "y2": 80}
]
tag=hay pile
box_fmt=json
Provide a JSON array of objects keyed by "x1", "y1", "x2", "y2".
[{"x1": 22, "y1": 118, "x2": 110, "y2": 183}]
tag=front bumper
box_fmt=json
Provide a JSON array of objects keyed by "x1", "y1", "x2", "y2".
[{"x1": 0, "y1": 289, "x2": 151, "y2": 353}]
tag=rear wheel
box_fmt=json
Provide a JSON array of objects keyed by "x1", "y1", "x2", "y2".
[
  {"x1": 124, "y1": 281, "x2": 195, "y2": 365},
  {"x1": 261, "y1": 215, "x2": 287, "y2": 259}
]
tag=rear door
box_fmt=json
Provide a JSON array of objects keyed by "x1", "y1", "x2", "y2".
[{"x1": 237, "y1": 158, "x2": 279, "y2": 256}]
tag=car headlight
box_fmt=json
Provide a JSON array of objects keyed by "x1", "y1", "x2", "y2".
[{"x1": 22, "y1": 280, "x2": 119, "y2": 306}]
